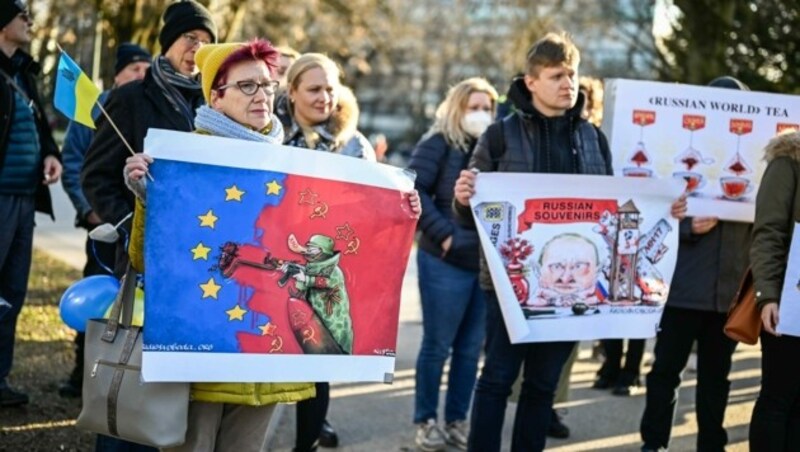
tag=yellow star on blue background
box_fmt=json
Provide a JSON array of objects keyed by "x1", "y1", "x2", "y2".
[
  {"x1": 198, "y1": 209, "x2": 218, "y2": 228},
  {"x1": 225, "y1": 185, "x2": 245, "y2": 201},
  {"x1": 266, "y1": 180, "x2": 283, "y2": 195},
  {"x1": 199, "y1": 277, "x2": 222, "y2": 299},
  {"x1": 190, "y1": 242, "x2": 212, "y2": 260}
]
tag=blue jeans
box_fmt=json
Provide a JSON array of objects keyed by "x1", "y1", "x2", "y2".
[
  {"x1": 0, "y1": 195, "x2": 35, "y2": 382},
  {"x1": 468, "y1": 291, "x2": 575, "y2": 452},
  {"x1": 414, "y1": 250, "x2": 485, "y2": 424}
]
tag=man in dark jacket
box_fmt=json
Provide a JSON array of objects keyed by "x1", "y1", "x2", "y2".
[
  {"x1": 80, "y1": 2, "x2": 215, "y2": 450},
  {"x1": 58, "y1": 42, "x2": 151, "y2": 399},
  {"x1": 453, "y1": 32, "x2": 612, "y2": 451},
  {"x1": 81, "y1": 0, "x2": 216, "y2": 276},
  {"x1": 639, "y1": 76, "x2": 752, "y2": 452},
  {"x1": 0, "y1": 0, "x2": 62, "y2": 407}
]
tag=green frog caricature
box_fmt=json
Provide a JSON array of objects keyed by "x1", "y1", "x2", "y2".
[{"x1": 283, "y1": 233, "x2": 353, "y2": 354}]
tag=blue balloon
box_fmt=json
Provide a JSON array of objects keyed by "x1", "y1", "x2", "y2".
[{"x1": 59, "y1": 275, "x2": 120, "y2": 332}]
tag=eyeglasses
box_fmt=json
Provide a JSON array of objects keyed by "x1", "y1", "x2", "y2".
[
  {"x1": 216, "y1": 80, "x2": 280, "y2": 96},
  {"x1": 182, "y1": 33, "x2": 210, "y2": 47}
]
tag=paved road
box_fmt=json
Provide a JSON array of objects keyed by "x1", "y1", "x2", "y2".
[{"x1": 35, "y1": 183, "x2": 758, "y2": 451}]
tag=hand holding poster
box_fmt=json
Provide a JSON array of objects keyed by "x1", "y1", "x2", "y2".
[
  {"x1": 471, "y1": 173, "x2": 683, "y2": 343},
  {"x1": 777, "y1": 223, "x2": 800, "y2": 337},
  {"x1": 140, "y1": 130, "x2": 417, "y2": 382},
  {"x1": 603, "y1": 79, "x2": 800, "y2": 222}
]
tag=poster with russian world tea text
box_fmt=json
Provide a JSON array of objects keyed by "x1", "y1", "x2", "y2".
[{"x1": 603, "y1": 78, "x2": 800, "y2": 222}]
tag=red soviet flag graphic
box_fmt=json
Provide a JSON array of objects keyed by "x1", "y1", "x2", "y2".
[{"x1": 227, "y1": 174, "x2": 415, "y2": 356}]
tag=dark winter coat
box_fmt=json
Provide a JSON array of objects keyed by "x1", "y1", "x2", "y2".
[
  {"x1": 81, "y1": 68, "x2": 203, "y2": 275},
  {"x1": 666, "y1": 219, "x2": 751, "y2": 313},
  {"x1": 0, "y1": 49, "x2": 60, "y2": 218},
  {"x1": 454, "y1": 78, "x2": 613, "y2": 290},
  {"x1": 751, "y1": 131, "x2": 800, "y2": 310},
  {"x1": 408, "y1": 132, "x2": 480, "y2": 271}
]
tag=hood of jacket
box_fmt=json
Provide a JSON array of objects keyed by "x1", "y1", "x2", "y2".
[
  {"x1": 278, "y1": 85, "x2": 361, "y2": 149},
  {"x1": 0, "y1": 48, "x2": 39, "y2": 77},
  {"x1": 507, "y1": 76, "x2": 585, "y2": 121},
  {"x1": 765, "y1": 131, "x2": 800, "y2": 162}
]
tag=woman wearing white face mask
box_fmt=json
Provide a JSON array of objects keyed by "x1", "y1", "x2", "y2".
[{"x1": 407, "y1": 77, "x2": 498, "y2": 451}]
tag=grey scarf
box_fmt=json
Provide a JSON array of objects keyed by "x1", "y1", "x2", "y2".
[
  {"x1": 194, "y1": 105, "x2": 284, "y2": 144},
  {"x1": 150, "y1": 55, "x2": 202, "y2": 128}
]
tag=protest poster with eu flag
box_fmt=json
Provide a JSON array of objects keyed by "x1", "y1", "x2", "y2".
[{"x1": 140, "y1": 130, "x2": 417, "y2": 382}]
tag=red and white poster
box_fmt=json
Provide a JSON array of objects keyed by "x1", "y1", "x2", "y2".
[
  {"x1": 603, "y1": 78, "x2": 800, "y2": 222},
  {"x1": 471, "y1": 173, "x2": 683, "y2": 343}
]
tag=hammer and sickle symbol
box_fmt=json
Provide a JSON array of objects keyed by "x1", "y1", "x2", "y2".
[
  {"x1": 345, "y1": 237, "x2": 361, "y2": 255},
  {"x1": 310, "y1": 202, "x2": 329, "y2": 219}
]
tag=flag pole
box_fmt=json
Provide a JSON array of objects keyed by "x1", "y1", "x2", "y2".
[{"x1": 55, "y1": 44, "x2": 153, "y2": 181}]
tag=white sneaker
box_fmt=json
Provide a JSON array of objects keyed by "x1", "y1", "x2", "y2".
[
  {"x1": 445, "y1": 420, "x2": 469, "y2": 450},
  {"x1": 415, "y1": 419, "x2": 447, "y2": 452}
]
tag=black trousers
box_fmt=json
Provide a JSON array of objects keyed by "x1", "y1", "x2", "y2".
[
  {"x1": 295, "y1": 382, "x2": 329, "y2": 451},
  {"x1": 598, "y1": 338, "x2": 645, "y2": 385},
  {"x1": 640, "y1": 306, "x2": 736, "y2": 451},
  {"x1": 749, "y1": 331, "x2": 800, "y2": 451}
]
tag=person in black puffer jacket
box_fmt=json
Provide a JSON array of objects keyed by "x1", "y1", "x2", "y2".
[{"x1": 408, "y1": 77, "x2": 498, "y2": 452}]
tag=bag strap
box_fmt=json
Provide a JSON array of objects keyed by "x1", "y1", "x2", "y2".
[
  {"x1": 487, "y1": 119, "x2": 505, "y2": 171},
  {"x1": 0, "y1": 68, "x2": 40, "y2": 118},
  {"x1": 102, "y1": 265, "x2": 137, "y2": 342},
  {"x1": 107, "y1": 326, "x2": 141, "y2": 437}
]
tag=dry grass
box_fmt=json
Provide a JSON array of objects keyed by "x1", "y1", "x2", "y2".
[{"x1": 0, "y1": 250, "x2": 94, "y2": 451}]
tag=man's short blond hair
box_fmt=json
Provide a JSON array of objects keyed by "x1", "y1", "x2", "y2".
[{"x1": 525, "y1": 32, "x2": 580, "y2": 76}]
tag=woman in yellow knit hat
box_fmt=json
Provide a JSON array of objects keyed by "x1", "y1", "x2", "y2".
[{"x1": 122, "y1": 39, "x2": 315, "y2": 452}]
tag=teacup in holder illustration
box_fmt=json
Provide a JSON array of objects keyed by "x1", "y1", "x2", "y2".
[
  {"x1": 622, "y1": 110, "x2": 656, "y2": 178},
  {"x1": 673, "y1": 171, "x2": 705, "y2": 194},
  {"x1": 720, "y1": 176, "x2": 753, "y2": 200},
  {"x1": 622, "y1": 167, "x2": 653, "y2": 178}
]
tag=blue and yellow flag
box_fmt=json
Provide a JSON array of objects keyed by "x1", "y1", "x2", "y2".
[{"x1": 54, "y1": 52, "x2": 101, "y2": 129}]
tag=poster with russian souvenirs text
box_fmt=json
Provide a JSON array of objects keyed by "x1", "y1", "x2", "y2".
[
  {"x1": 778, "y1": 223, "x2": 800, "y2": 338},
  {"x1": 603, "y1": 78, "x2": 800, "y2": 222},
  {"x1": 140, "y1": 130, "x2": 417, "y2": 383},
  {"x1": 470, "y1": 173, "x2": 683, "y2": 343}
]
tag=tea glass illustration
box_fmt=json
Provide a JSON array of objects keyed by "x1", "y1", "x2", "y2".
[
  {"x1": 673, "y1": 171, "x2": 705, "y2": 194},
  {"x1": 623, "y1": 167, "x2": 653, "y2": 178},
  {"x1": 720, "y1": 176, "x2": 753, "y2": 200}
]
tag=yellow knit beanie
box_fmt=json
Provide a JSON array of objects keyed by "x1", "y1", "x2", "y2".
[{"x1": 196, "y1": 43, "x2": 245, "y2": 104}]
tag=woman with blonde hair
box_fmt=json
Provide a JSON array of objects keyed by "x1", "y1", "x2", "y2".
[
  {"x1": 275, "y1": 52, "x2": 374, "y2": 451},
  {"x1": 278, "y1": 53, "x2": 375, "y2": 161},
  {"x1": 407, "y1": 77, "x2": 498, "y2": 451}
]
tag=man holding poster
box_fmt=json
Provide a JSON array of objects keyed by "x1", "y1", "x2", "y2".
[
  {"x1": 454, "y1": 32, "x2": 687, "y2": 452},
  {"x1": 453, "y1": 32, "x2": 608, "y2": 452}
]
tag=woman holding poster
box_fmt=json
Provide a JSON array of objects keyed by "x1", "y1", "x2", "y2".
[
  {"x1": 277, "y1": 53, "x2": 417, "y2": 451},
  {"x1": 408, "y1": 78, "x2": 498, "y2": 451},
  {"x1": 749, "y1": 130, "x2": 800, "y2": 450},
  {"x1": 123, "y1": 40, "x2": 316, "y2": 452}
]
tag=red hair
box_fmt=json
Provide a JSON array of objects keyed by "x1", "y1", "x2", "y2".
[{"x1": 213, "y1": 39, "x2": 280, "y2": 95}]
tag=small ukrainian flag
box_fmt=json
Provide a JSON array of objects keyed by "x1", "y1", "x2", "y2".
[{"x1": 54, "y1": 52, "x2": 101, "y2": 129}]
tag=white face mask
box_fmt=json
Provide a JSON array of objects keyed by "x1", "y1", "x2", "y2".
[{"x1": 461, "y1": 110, "x2": 493, "y2": 138}]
